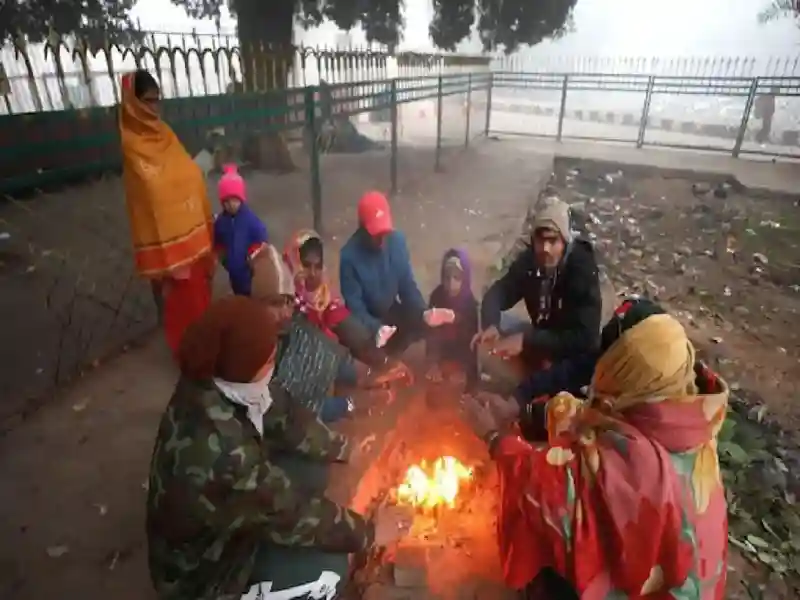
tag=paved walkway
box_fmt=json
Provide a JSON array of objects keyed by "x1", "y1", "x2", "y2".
[
  {"x1": 488, "y1": 109, "x2": 800, "y2": 166},
  {"x1": 492, "y1": 136, "x2": 800, "y2": 194}
]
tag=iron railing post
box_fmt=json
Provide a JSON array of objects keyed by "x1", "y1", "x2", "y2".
[
  {"x1": 637, "y1": 76, "x2": 655, "y2": 148},
  {"x1": 464, "y1": 73, "x2": 472, "y2": 147},
  {"x1": 304, "y1": 86, "x2": 323, "y2": 234},
  {"x1": 390, "y1": 79, "x2": 398, "y2": 196},
  {"x1": 733, "y1": 77, "x2": 759, "y2": 158},
  {"x1": 556, "y1": 74, "x2": 569, "y2": 142},
  {"x1": 484, "y1": 72, "x2": 493, "y2": 136},
  {"x1": 435, "y1": 75, "x2": 444, "y2": 172}
]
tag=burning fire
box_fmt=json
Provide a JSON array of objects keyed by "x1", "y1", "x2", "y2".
[{"x1": 395, "y1": 456, "x2": 473, "y2": 509}]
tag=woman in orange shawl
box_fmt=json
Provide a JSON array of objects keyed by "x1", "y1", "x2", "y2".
[
  {"x1": 462, "y1": 299, "x2": 729, "y2": 599},
  {"x1": 119, "y1": 70, "x2": 215, "y2": 359}
]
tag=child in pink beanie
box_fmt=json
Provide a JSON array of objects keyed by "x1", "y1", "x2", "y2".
[{"x1": 213, "y1": 164, "x2": 269, "y2": 296}]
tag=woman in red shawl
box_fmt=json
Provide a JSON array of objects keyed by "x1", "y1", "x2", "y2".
[{"x1": 461, "y1": 299, "x2": 729, "y2": 599}]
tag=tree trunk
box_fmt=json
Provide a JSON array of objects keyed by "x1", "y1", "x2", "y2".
[
  {"x1": 234, "y1": 0, "x2": 295, "y2": 91},
  {"x1": 229, "y1": 0, "x2": 297, "y2": 173}
]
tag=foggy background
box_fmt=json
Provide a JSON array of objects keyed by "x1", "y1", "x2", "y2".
[{"x1": 128, "y1": 0, "x2": 799, "y2": 56}]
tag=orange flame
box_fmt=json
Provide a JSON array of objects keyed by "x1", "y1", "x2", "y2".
[{"x1": 396, "y1": 456, "x2": 472, "y2": 509}]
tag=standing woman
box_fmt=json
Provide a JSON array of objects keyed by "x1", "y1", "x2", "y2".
[{"x1": 119, "y1": 69, "x2": 215, "y2": 360}]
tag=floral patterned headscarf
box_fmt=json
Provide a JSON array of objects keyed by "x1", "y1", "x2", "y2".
[
  {"x1": 495, "y1": 304, "x2": 729, "y2": 598},
  {"x1": 283, "y1": 229, "x2": 333, "y2": 313}
]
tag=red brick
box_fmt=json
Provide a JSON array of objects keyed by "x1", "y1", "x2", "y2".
[
  {"x1": 392, "y1": 564, "x2": 428, "y2": 588},
  {"x1": 392, "y1": 545, "x2": 429, "y2": 588}
]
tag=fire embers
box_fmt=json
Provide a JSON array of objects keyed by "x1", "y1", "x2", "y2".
[{"x1": 393, "y1": 456, "x2": 473, "y2": 512}]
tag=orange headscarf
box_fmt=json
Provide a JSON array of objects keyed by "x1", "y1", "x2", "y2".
[{"x1": 119, "y1": 72, "x2": 213, "y2": 278}]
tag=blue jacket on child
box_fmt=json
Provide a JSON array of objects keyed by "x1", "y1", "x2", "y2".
[
  {"x1": 339, "y1": 229, "x2": 426, "y2": 335},
  {"x1": 213, "y1": 204, "x2": 269, "y2": 296}
]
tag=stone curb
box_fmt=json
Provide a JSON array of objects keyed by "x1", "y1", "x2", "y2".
[{"x1": 476, "y1": 100, "x2": 800, "y2": 148}]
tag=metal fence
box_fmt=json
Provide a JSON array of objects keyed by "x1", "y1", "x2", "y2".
[
  {"x1": 484, "y1": 72, "x2": 800, "y2": 158},
  {"x1": 493, "y1": 54, "x2": 800, "y2": 78},
  {"x1": 0, "y1": 29, "x2": 490, "y2": 114}
]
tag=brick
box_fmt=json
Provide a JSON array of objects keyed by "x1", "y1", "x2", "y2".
[
  {"x1": 392, "y1": 545, "x2": 428, "y2": 588},
  {"x1": 392, "y1": 564, "x2": 428, "y2": 588}
]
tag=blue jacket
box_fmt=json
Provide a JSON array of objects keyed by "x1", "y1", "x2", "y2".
[
  {"x1": 213, "y1": 205, "x2": 269, "y2": 296},
  {"x1": 339, "y1": 229, "x2": 426, "y2": 335}
]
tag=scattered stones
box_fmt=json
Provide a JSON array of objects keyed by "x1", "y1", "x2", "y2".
[
  {"x1": 691, "y1": 182, "x2": 711, "y2": 196},
  {"x1": 713, "y1": 183, "x2": 730, "y2": 199}
]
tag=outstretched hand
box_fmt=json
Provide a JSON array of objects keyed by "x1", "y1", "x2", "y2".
[
  {"x1": 375, "y1": 326, "x2": 397, "y2": 349},
  {"x1": 488, "y1": 332, "x2": 524, "y2": 358},
  {"x1": 460, "y1": 394, "x2": 499, "y2": 440},
  {"x1": 369, "y1": 360, "x2": 414, "y2": 388},
  {"x1": 423, "y1": 308, "x2": 455, "y2": 327},
  {"x1": 476, "y1": 391, "x2": 520, "y2": 429},
  {"x1": 470, "y1": 325, "x2": 500, "y2": 350}
]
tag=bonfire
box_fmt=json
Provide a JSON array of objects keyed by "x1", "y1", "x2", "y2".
[{"x1": 394, "y1": 456, "x2": 473, "y2": 512}]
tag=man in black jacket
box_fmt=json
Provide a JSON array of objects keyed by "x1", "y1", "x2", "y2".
[{"x1": 472, "y1": 198, "x2": 602, "y2": 394}]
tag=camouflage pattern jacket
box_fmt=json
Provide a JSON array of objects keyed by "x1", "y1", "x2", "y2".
[{"x1": 146, "y1": 377, "x2": 375, "y2": 600}]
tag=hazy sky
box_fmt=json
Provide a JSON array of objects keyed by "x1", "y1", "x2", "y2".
[{"x1": 130, "y1": 0, "x2": 800, "y2": 56}]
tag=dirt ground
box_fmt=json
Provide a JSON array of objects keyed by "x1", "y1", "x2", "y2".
[
  {"x1": 551, "y1": 157, "x2": 800, "y2": 599},
  {"x1": 0, "y1": 139, "x2": 553, "y2": 599},
  {"x1": 553, "y1": 159, "x2": 800, "y2": 427}
]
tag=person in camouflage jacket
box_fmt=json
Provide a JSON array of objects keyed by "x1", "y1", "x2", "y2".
[{"x1": 146, "y1": 295, "x2": 411, "y2": 600}]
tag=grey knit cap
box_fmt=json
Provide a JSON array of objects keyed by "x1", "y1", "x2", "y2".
[{"x1": 533, "y1": 197, "x2": 572, "y2": 242}]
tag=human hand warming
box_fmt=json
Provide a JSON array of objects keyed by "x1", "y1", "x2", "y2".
[
  {"x1": 460, "y1": 394, "x2": 499, "y2": 440},
  {"x1": 375, "y1": 325, "x2": 397, "y2": 349},
  {"x1": 423, "y1": 308, "x2": 455, "y2": 327},
  {"x1": 348, "y1": 434, "x2": 376, "y2": 467},
  {"x1": 470, "y1": 325, "x2": 500, "y2": 350},
  {"x1": 373, "y1": 505, "x2": 414, "y2": 547},
  {"x1": 488, "y1": 332, "x2": 524, "y2": 358},
  {"x1": 476, "y1": 391, "x2": 520, "y2": 428},
  {"x1": 369, "y1": 359, "x2": 413, "y2": 387}
]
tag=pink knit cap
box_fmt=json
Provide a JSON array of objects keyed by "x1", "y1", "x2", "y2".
[{"x1": 218, "y1": 164, "x2": 247, "y2": 203}]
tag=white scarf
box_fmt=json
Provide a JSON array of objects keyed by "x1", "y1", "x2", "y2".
[{"x1": 214, "y1": 367, "x2": 275, "y2": 436}]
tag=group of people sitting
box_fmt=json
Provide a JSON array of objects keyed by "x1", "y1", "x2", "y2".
[{"x1": 121, "y1": 68, "x2": 729, "y2": 600}]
